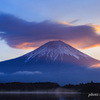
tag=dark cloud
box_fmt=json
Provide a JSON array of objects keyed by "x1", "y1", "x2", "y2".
[
  {"x1": 0, "y1": 14, "x2": 100, "y2": 49},
  {"x1": 69, "y1": 19, "x2": 79, "y2": 24}
]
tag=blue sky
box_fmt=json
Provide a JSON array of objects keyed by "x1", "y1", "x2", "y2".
[
  {"x1": 0, "y1": 0, "x2": 100, "y2": 61},
  {"x1": 1, "y1": 0, "x2": 100, "y2": 24}
]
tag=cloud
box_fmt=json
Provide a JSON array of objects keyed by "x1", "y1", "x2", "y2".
[
  {"x1": 0, "y1": 13, "x2": 100, "y2": 49},
  {"x1": 89, "y1": 24, "x2": 100, "y2": 33},
  {"x1": 12, "y1": 71, "x2": 42, "y2": 75},
  {"x1": 90, "y1": 63, "x2": 100, "y2": 68},
  {"x1": 57, "y1": 21, "x2": 72, "y2": 25},
  {"x1": 69, "y1": 19, "x2": 79, "y2": 24},
  {"x1": 0, "y1": 72, "x2": 5, "y2": 75}
]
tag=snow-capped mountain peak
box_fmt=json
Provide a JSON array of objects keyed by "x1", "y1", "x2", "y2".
[
  {"x1": 0, "y1": 41, "x2": 100, "y2": 84},
  {"x1": 24, "y1": 40, "x2": 90, "y2": 63}
]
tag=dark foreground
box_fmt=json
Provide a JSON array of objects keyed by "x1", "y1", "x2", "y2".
[
  {"x1": 0, "y1": 81, "x2": 100, "y2": 93},
  {"x1": 0, "y1": 93, "x2": 100, "y2": 100}
]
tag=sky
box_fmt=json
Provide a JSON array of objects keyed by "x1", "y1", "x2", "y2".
[{"x1": 0, "y1": 0, "x2": 100, "y2": 61}]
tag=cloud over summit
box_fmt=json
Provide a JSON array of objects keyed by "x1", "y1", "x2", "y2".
[{"x1": 0, "y1": 14, "x2": 100, "y2": 49}]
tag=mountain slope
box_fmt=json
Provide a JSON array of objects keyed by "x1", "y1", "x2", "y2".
[
  {"x1": 23, "y1": 40, "x2": 99, "y2": 66},
  {"x1": 0, "y1": 40, "x2": 100, "y2": 71},
  {"x1": 0, "y1": 40, "x2": 100, "y2": 85}
]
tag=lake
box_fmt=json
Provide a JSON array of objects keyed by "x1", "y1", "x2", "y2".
[{"x1": 0, "y1": 93, "x2": 100, "y2": 100}]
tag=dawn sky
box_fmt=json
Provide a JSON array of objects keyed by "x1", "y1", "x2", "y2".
[{"x1": 0, "y1": 0, "x2": 100, "y2": 61}]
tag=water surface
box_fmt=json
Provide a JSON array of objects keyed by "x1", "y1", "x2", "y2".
[{"x1": 0, "y1": 93, "x2": 100, "y2": 100}]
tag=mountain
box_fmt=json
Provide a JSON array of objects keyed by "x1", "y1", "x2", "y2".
[
  {"x1": 24, "y1": 40, "x2": 99, "y2": 66},
  {"x1": 0, "y1": 40, "x2": 100, "y2": 85}
]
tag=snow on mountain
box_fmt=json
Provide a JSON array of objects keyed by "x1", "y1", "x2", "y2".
[
  {"x1": 24, "y1": 40, "x2": 95, "y2": 65},
  {"x1": 0, "y1": 40, "x2": 99, "y2": 67}
]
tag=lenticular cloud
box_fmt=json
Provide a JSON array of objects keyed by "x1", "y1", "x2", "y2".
[{"x1": 0, "y1": 13, "x2": 100, "y2": 49}]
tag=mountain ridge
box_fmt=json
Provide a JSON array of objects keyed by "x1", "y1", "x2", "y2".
[
  {"x1": 0, "y1": 40, "x2": 100, "y2": 85},
  {"x1": 1, "y1": 40, "x2": 99, "y2": 65},
  {"x1": 21, "y1": 40, "x2": 100, "y2": 66}
]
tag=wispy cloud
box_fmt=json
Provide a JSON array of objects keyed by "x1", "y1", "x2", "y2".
[
  {"x1": 12, "y1": 71, "x2": 42, "y2": 75},
  {"x1": 0, "y1": 72, "x2": 5, "y2": 75},
  {"x1": 90, "y1": 63, "x2": 100, "y2": 68},
  {"x1": 0, "y1": 13, "x2": 100, "y2": 49},
  {"x1": 69, "y1": 19, "x2": 79, "y2": 24}
]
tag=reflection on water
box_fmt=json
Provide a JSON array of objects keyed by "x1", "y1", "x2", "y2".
[{"x1": 0, "y1": 93, "x2": 100, "y2": 100}]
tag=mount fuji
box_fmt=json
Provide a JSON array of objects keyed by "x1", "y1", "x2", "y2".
[{"x1": 0, "y1": 40, "x2": 100, "y2": 85}]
